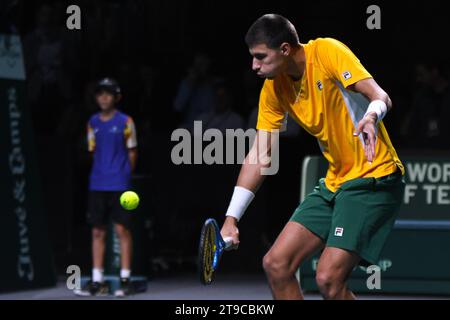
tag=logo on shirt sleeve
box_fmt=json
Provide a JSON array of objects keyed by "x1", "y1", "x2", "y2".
[
  {"x1": 342, "y1": 71, "x2": 352, "y2": 80},
  {"x1": 334, "y1": 227, "x2": 344, "y2": 237}
]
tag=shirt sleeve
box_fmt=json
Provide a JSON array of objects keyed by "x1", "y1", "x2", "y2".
[
  {"x1": 256, "y1": 79, "x2": 288, "y2": 132},
  {"x1": 124, "y1": 116, "x2": 138, "y2": 149},
  {"x1": 317, "y1": 38, "x2": 372, "y2": 88},
  {"x1": 87, "y1": 122, "x2": 95, "y2": 152}
]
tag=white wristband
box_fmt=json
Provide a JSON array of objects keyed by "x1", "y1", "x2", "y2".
[
  {"x1": 225, "y1": 186, "x2": 255, "y2": 222},
  {"x1": 365, "y1": 99, "x2": 387, "y2": 123}
]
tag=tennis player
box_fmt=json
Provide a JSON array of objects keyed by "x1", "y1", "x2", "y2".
[
  {"x1": 75, "y1": 78, "x2": 138, "y2": 297},
  {"x1": 220, "y1": 14, "x2": 405, "y2": 300}
]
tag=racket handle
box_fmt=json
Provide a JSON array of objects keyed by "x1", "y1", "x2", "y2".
[{"x1": 223, "y1": 236, "x2": 236, "y2": 250}]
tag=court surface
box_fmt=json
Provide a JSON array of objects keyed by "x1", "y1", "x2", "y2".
[{"x1": 0, "y1": 274, "x2": 447, "y2": 300}]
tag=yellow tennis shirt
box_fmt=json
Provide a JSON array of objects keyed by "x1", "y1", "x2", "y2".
[{"x1": 256, "y1": 37, "x2": 404, "y2": 192}]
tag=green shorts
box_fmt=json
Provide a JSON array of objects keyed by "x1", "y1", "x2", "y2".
[{"x1": 290, "y1": 170, "x2": 405, "y2": 266}]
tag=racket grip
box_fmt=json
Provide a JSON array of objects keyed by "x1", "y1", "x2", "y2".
[{"x1": 223, "y1": 236, "x2": 236, "y2": 250}]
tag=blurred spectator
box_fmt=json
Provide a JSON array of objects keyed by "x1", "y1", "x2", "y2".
[
  {"x1": 23, "y1": 3, "x2": 78, "y2": 134},
  {"x1": 173, "y1": 53, "x2": 216, "y2": 128},
  {"x1": 194, "y1": 79, "x2": 245, "y2": 133},
  {"x1": 403, "y1": 62, "x2": 450, "y2": 148}
]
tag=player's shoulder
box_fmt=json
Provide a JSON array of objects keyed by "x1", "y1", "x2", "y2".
[
  {"x1": 306, "y1": 38, "x2": 355, "y2": 70},
  {"x1": 116, "y1": 111, "x2": 132, "y2": 121},
  {"x1": 116, "y1": 111, "x2": 135, "y2": 126},
  {"x1": 262, "y1": 77, "x2": 281, "y2": 96},
  {"x1": 88, "y1": 112, "x2": 100, "y2": 125},
  {"x1": 307, "y1": 37, "x2": 349, "y2": 54},
  {"x1": 261, "y1": 78, "x2": 275, "y2": 90}
]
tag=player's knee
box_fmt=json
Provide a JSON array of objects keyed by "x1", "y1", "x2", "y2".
[
  {"x1": 114, "y1": 224, "x2": 130, "y2": 238},
  {"x1": 92, "y1": 227, "x2": 106, "y2": 240},
  {"x1": 262, "y1": 253, "x2": 289, "y2": 279},
  {"x1": 262, "y1": 253, "x2": 276, "y2": 274},
  {"x1": 315, "y1": 270, "x2": 343, "y2": 299}
]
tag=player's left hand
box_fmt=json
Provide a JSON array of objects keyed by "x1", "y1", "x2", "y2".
[{"x1": 354, "y1": 112, "x2": 378, "y2": 163}]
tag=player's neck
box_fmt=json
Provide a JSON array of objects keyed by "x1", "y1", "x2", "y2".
[
  {"x1": 100, "y1": 108, "x2": 117, "y2": 121},
  {"x1": 286, "y1": 45, "x2": 305, "y2": 81}
]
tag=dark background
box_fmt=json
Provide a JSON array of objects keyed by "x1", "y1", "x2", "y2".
[{"x1": 1, "y1": 0, "x2": 449, "y2": 277}]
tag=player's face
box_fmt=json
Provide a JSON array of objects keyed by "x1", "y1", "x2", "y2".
[
  {"x1": 249, "y1": 44, "x2": 286, "y2": 79},
  {"x1": 95, "y1": 91, "x2": 116, "y2": 111}
]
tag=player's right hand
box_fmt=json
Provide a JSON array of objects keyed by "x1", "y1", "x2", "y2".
[{"x1": 221, "y1": 216, "x2": 240, "y2": 249}]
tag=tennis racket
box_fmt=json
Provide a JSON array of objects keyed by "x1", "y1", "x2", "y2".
[{"x1": 198, "y1": 218, "x2": 235, "y2": 285}]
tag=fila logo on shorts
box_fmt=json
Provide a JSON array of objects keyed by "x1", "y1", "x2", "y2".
[
  {"x1": 316, "y1": 80, "x2": 323, "y2": 90},
  {"x1": 342, "y1": 71, "x2": 352, "y2": 80},
  {"x1": 334, "y1": 227, "x2": 344, "y2": 237}
]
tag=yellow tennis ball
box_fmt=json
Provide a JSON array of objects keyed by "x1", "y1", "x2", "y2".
[{"x1": 120, "y1": 191, "x2": 140, "y2": 210}]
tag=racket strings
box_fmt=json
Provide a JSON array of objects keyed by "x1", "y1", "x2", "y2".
[{"x1": 202, "y1": 224, "x2": 215, "y2": 283}]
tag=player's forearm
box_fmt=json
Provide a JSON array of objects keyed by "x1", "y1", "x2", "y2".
[
  {"x1": 241, "y1": 129, "x2": 275, "y2": 184},
  {"x1": 386, "y1": 95, "x2": 392, "y2": 110},
  {"x1": 352, "y1": 78, "x2": 392, "y2": 121},
  {"x1": 236, "y1": 158, "x2": 267, "y2": 193},
  {"x1": 237, "y1": 129, "x2": 275, "y2": 192},
  {"x1": 369, "y1": 91, "x2": 392, "y2": 111},
  {"x1": 225, "y1": 131, "x2": 275, "y2": 223},
  {"x1": 365, "y1": 92, "x2": 392, "y2": 124},
  {"x1": 224, "y1": 160, "x2": 267, "y2": 225}
]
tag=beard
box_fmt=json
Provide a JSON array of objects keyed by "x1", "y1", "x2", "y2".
[{"x1": 257, "y1": 72, "x2": 275, "y2": 79}]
